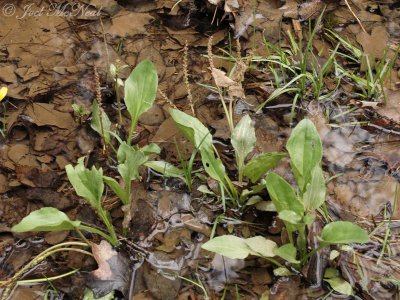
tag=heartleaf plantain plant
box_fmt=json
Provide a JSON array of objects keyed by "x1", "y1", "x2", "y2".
[
  {"x1": 12, "y1": 60, "x2": 159, "y2": 243},
  {"x1": 201, "y1": 119, "x2": 369, "y2": 270},
  {"x1": 145, "y1": 108, "x2": 286, "y2": 208}
]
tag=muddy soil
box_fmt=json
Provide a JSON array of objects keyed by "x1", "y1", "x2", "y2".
[{"x1": 1, "y1": 0, "x2": 400, "y2": 299}]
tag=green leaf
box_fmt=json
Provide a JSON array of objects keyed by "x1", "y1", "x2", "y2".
[
  {"x1": 273, "y1": 267, "x2": 293, "y2": 277},
  {"x1": 144, "y1": 161, "x2": 184, "y2": 179},
  {"x1": 124, "y1": 60, "x2": 158, "y2": 127},
  {"x1": 12, "y1": 207, "x2": 80, "y2": 232},
  {"x1": 243, "y1": 152, "x2": 286, "y2": 183},
  {"x1": 201, "y1": 235, "x2": 250, "y2": 259},
  {"x1": 197, "y1": 185, "x2": 215, "y2": 195},
  {"x1": 303, "y1": 165, "x2": 326, "y2": 210},
  {"x1": 278, "y1": 210, "x2": 302, "y2": 224},
  {"x1": 231, "y1": 115, "x2": 256, "y2": 172},
  {"x1": 83, "y1": 289, "x2": 114, "y2": 300},
  {"x1": 245, "y1": 195, "x2": 263, "y2": 206},
  {"x1": 141, "y1": 143, "x2": 161, "y2": 155},
  {"x1": 320, "y1": 221, "x2": 369, "y2": 245},
  {"x1": 274, "y1": 244, "x2": 299, "y2": 264},
  {"x1": 245, "y1": 236, "x2": 277, "y2": 257},
  {"x1": 324, "y1": 277, "x2": 353, "y2": 296},
  {"x1": 255, "y1": 201, "x2": 276, "y2": 212},
  {"x1": 66, "y1": 157, "x2": 104, "y2": 207},
  {"x1": 103, "y1": 176, "x2": 129, "y2": 205},
  {"x1": 265, "y1": 172, "x2": 304, "y2": 216},
  {"x1": 169, "y1": 108, "x2": 213, "y2": 152},
  {"x1": 91, "y1": 101, "x2": 111, "y2": 144},
  {"x1": 118, "y1": 145, "x2": 148, "y2": 183},
  {"x1": 286, "y1": 119, "x2": 322, "y2": 190},
  {"x1": 324, "y1": 267, "x2": 339, "y2": 279},
  {"x1": 303, "y1": 213, "x2": 315, "y2": 225},
  {"x1": 201, "y1": 148, "x2": 226, "y2": 185}
]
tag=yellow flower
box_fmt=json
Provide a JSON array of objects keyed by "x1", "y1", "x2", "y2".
[{"x1": 0, "y1": 87, "x2": 7, "y2": 102}]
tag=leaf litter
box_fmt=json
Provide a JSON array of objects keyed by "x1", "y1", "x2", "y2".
[{"x1": 1, "y1": 0, "x2": 400, "y2": 299}]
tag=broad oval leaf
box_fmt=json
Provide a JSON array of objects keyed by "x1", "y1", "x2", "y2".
[
  {"x1": 124, "y1": 60, "x2": 158, "y2": 127},
  {"x1": 303, "y1": 165, "x2": 326, "y2": 210},
  {"x1": 274, "y1": 243, "x2": 299, "y2": 264},
  {"x1": 169, "y1": 108, "x2": 213, "y2": 151},
  {"x1": 144, "y1": 161, "x2": 184, "y2": 179},
  {"x1": 324, "y1": 277, "x2": 353, "y2": 296},
  {"x1": 245, "y1": 236, "x2": 277, "y2": 257},
  {"x1": 66, "y1": 157, "x2": 104, "y2": 207},
  {"x1": 12, "y1": 207, "x2": 80, "y2": 232},
  {"x1": 231, "y1": 115, "x2": 256, "y2": 171},
  {"x1": 265, "y1": 172, "x2": 304, "y2": 216},
  {"x1": 117, "y1": 145, "x2": 148, "y2": 183},
  {"x1": 91, "y1": 101, "x2": 111, "y2": 144},
  {"x1": 243, "y1": 152, "x2": 286, "y2": 183},
  {"x1": 278, "y1": 210, "x2": 302, "y2": 224},
  {"x1": 103, "y1": 176, "x2": 129, "y2": 205},
  {"x1": 201, "y1": 235, "x2": 250, "y2": 259},
  {"x1": 201, "y1": 148, "x2": 226, "y2": 184},
  {"x1": 286, "y1": 119, "x2": 322, "y2": 189},
  {"x1": 320, "y1": 221, "x2": 369, "y2": 245}
]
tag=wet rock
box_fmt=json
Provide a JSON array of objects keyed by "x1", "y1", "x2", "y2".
[
  {"x1": 44, "y1": 230, "x2": 69, "y2": 245},
  {"x1": 141, "y1": 251, "x2": 182, "y2": 300},
  {"x1": 139, "y1": 104, "x2": 165, "y2": 126},
  {"x1": 181, "y1": 214, "x2": 211, "y2": 237},
  {"x1": 0, "y1": 65, "x2": 17, "y2": 83},
  {"x1": 251, "y1": 268, "x2": 272, "y2": 285},
  {"x1": 15, "y1": 66, "x2": 41, "y2": 82},
  {"x1": 13, "y1": 188, "x2": 73, "y2": 210},
  {"x1": 129, "y1": 198, "x2": 156, "y2": 238},
  {"x1": 137, "y1": 45, "x2": 166, "y2": 80}
]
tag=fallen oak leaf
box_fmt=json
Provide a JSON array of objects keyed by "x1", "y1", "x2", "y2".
[
  {"x1": 87, "y1": 241, "x2": 131, "y2": 298},
  {"x1": 211, "y1": 67, "x2": 235, "y2": 87}
]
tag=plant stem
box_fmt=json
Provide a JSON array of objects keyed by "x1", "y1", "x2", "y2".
[
  {"x1": 128, "y1": 118, "x2": 138, "y2": 145},
  {"x1": 298, "y1": 226, "x2": 307, "y2": 262},
  {"x1": 115, "y1": 79, "x2": 123, "y2": 125},
  {"x1": 79, "y1": 224, "x2": 112, "y2": 242},
  {"x1": 15, "y1": 269, "x2": 79, "y2": 284},
  {"x1": 75, "y1": 228, "x2": 91, "y2": 245}
]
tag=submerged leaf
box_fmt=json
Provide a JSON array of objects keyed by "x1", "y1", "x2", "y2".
[
  {"x1": 124, "y1": 60, "x2": 158, "y2": 127},
  {"x1": 243, "y1": 152, "x2": 286, "y2": 183},
  {"x1": 320, "y1": 221, "x2": 369, "y2": 245},
  {"x1": 12, "y1": 207, "x2": 80, "y2": 232},
  {"x1": 201, "y1": 235, "x2": 250, "y2": 259},
  {"x1": 66, "y1": 157, "x2": 104, "y2": 207}
]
